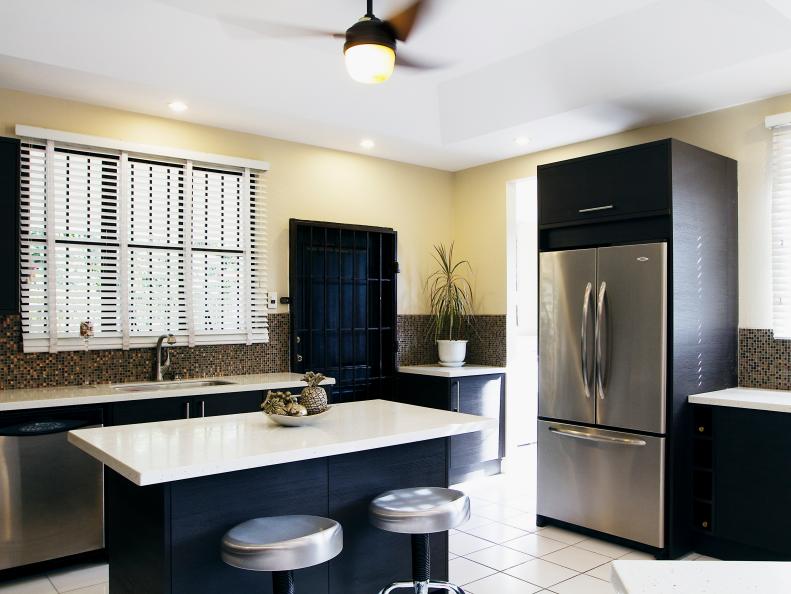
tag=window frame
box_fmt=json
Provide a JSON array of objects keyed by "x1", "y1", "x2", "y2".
[
  {"x1": 769, "y1": 112, "x2": 791, "y2": 339},
  {"x1": 17, "y1": 127, "x2": 270, "y2": 353}
]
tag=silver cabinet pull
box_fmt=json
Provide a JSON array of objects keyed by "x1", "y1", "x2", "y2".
[
  {"x1": 200, "y1": 400, "x2": 205, "y2": 417},
  {"x1": 296, "y1": 354, "x2": 303, "y2": 363},
  {"x1": 579, "y1": 205, "x2": 614, "y2": 213},
  {"x1": 184, "y1": 402, "x2": 191, "y2": 419},
  {"x1": 595, "y1": 281, "x2": 607, "y2": 400},
  {"x1": 548, "y1": 426, "x2": 646, "y2": 447},
  {"x1": 452, "y1": 381, "x2": 460, "y2": 412},
  {"x1": 580, "y1": 282, "x2": 593, "y2": 399}
]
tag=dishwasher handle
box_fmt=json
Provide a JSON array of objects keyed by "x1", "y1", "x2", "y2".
[{"x1": 0, "y1": 418, "x2": 98, "y2": 437}]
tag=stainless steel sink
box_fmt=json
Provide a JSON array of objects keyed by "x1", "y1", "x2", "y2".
[{"x1": 110, "y1": 380, "x2": 236, "y2": 393}]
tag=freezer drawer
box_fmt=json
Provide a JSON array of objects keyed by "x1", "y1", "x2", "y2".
[{"x1": 537, "y1": 420, "x2": 665, "y2": 548}]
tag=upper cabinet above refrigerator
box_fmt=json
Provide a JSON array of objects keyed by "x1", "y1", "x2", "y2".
[{"x1": 538, "y1": 141, "x2": 670, "y2": 227}]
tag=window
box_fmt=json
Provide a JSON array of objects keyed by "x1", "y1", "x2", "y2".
[
  {"x1": 771, "y1": 115, "x2": 791, "y2": 338},
  {"x1": 19, "y1": 132, "x2": 269, "y2": 353}
]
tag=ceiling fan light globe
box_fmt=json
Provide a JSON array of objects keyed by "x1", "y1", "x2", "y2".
[{"x1": 344, "y1": 43, "x2": 396, "y2": 84}]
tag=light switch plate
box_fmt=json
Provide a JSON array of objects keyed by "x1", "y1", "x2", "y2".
[{"x1": 268, "y1": 292, "x2": 278, "y2": 309}]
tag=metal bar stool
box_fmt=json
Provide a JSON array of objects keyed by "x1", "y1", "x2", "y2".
[
  {"x1": 221, "y1": 515, "x2": 343, "y2": 594},
  {"x1": 370, "y1": 487, "x2": 470, "y2": 594}
]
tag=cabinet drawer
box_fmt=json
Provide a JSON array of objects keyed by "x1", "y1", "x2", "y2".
[
  {"x1": 109, "y1": 396, "x2": 192, "y2": 426},
  {"x1": 539, "y1": 142, "x2": 670, "y2": 226}
]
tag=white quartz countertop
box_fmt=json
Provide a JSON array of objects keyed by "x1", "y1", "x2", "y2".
[
  {"x1": 612, "y1": 560, "x2": 791, "y2": 594},
  {"x1": 0, "y1": 373, "x2": 335, "y2": 411},
  {"x1": 398, "y1": 365, "x2": 506, "y2": 378},
  {"x1": 688, "y1": 387, "x2": 791, "y2": 413},
  {"x1": 68, "y1": 399, "x2": 495, "y2": 486}
]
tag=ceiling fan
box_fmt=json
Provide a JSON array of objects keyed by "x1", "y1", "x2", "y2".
[{"x1": 220, "y1": 0, "x2": 435, "y2": 84}]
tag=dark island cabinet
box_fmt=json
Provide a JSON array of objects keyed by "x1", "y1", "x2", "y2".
[
  {"x1": 538, "y1": 140, "x2": 670, "y2": 227},
  {"x1": 107, "y1": 390, "x2": 292, "y2": 426},
  {"x1": 0, "y1": 136, "x2": 19, "y2": 314},
  {"x1": 693, "y1": 405, "x2": 791, "y2": 560},
  {"x1": 395, "y1": 373, "x2": 505, "y2": 484}
]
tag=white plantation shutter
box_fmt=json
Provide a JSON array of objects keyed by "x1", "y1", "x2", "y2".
[
  {"x1": 18, "y1": 133, "x2": 269, "y2": 352},
  {"x1": 126, "y1": 159, "x2": 188, "y2": 337},
  {"x1": 772, "y1": 122, "x2": 791, "y2": 338},
  {"x1": 249, "y1": 171, "x2": 270, "y2": 341}
]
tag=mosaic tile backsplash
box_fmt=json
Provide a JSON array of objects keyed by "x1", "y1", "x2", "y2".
[
  {"x1": 0, "y1": 313, "x2": 291, "y2": 390},
  {"x1": 396, "y1": 314, "x2": 507, "y2": 368},
  {"x1": 738, "y1": 328, "x2": 791, "y2": 390},
  {"x1": 1, "y1": 312, "x2": 507, "y2": 390}
]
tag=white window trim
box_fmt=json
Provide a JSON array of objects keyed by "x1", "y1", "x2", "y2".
[
  {"x1": 768, "y1": 113, "x2": 791, "y2": 338},
  {"x1": 19, "y1": 128, "x2": 270, "y2": 353},
  {"x1": 15, "y1": 125, "x2": 269, "y2": 171}
]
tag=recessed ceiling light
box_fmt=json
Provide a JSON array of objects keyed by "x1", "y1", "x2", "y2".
[
  {"x1": 514, "y1": 136, "x2": 530, "y2": 146},
  {"x1": 360, "y1": 139, "x2": 376, "y2": 150},
  {"x1": 168, "y1": 100, "x2": 188, "y2": 113}
]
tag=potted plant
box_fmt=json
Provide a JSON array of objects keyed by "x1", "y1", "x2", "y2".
[{"x1": 426, "y1": 243, "x2": 475, "y2": 366}]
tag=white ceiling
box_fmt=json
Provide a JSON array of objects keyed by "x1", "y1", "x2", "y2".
[{"x1": 1, "y1": 0, "x2": 791, "y2": 170}]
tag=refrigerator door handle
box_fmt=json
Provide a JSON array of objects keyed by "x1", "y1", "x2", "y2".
[
  {"x1": 548, "y1": 426, "x2": 646, "y2": 447},
  {"x1": 595, "y1": 281, "x2": 608, "y2": 400},
  {"x1": 580, "y1": 282, "x2": 593, "y2": 399}
]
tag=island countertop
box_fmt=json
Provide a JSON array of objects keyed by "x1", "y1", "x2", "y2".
[
  {"x1": 68, "y1": 399, "x2": 495, "y2": 486},
  {"x1": 0, "y1": 372, "x2": 335, "y2": 411},
  {"x1": 612, "y1": 560, "x2": 791, "y2": 593}
]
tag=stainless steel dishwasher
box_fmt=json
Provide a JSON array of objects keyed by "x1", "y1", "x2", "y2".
[{"x1": 0, "y1": 407, "x2": 104, "y2": 570}]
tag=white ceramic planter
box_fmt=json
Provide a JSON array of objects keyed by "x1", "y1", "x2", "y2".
[{"x1": 437, "y1": 339, "x2": 468, "y2": 367}]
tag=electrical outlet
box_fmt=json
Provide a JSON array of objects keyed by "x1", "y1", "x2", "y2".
[{"x1": 268, "y1": 292, "x2": 278, "y2": 309}]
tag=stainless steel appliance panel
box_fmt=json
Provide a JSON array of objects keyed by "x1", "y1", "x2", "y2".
[
  {"x1": 537, "y1": 420, "x2": 665, "y2": 548},
  {"x1": 595, "y1": 242, "x2": 667, "y2": 434},
  {"x1": 539, "y1": 249, "x2": 597, "y2": 424},
  {"x1": 0, "y1": 415, "x2": 104, "y2": 570}
]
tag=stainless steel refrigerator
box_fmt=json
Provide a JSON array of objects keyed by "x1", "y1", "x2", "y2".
[{"x1": 537, "y1": 242, "x2": 667, "y2": 548}]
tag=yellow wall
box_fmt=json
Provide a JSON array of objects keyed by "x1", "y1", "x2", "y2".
[
  {"x1": 3, "y1": 87, "x2": 790, "y2": 327},
  {"x1": 453, "y1": 93, "x2": 791, "y2": 328},
  {"x1": 0, "y1": 88, "x2": 454, "y2": 315}
]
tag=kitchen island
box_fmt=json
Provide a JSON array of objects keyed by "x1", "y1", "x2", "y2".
[{"x1": 69, "y1": 399, "x2": 494, "y2": 594}]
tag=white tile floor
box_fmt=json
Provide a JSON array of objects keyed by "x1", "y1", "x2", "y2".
[
  {"x1": 447, "y1": 445, "x2": 717, "y2": 594},
  {"x1": 0, "y1": 445, "x2": 716, "y2": 594}
]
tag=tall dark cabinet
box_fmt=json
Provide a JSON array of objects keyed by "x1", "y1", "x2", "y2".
[
  {"x1": 537, "y1": 139, "x2": 738, "y2": 558},
  {"x1": 0, "y1": 136, "x2": 20, "y2": 315},
  {"x1": 289, "y1": 220, "x2": 398, "y2": 403}
]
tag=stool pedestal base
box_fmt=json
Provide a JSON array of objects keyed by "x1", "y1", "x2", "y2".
[{"x1": 377, "y1": 580, "x2": 465, "y2": 594}]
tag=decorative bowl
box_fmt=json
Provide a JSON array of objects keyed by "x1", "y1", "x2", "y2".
[{"x1": 266, "y1": 406, "x2": 332, "y2": 427}]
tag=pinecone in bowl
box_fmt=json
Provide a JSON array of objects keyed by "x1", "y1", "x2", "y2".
[{"x1": 298, "y1": 372, "x2": 328, "y2": 415}]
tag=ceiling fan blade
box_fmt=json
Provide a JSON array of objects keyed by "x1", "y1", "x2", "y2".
[
  {"x1": 386, "y1": 0, "x2": 429, "y2": 41},
  {"x1": 218, "y1": 14, "x2": 344, "y2": 39},
  {"x1": 395, "y1": 51, "x2": 445, "y2": 70}
]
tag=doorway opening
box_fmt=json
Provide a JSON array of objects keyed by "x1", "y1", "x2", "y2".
[{"x1": 506, "y1": 177, "x2": 538, "y2": 449}]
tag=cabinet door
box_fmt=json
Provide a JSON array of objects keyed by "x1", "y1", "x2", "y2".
[
  {"x1": 450, "y1": 375, "x2": 503, "y2": 470},
  {"x1": 109, "y1": 397, "x2": 192, "y2": 426},
  {"x1": 539, "y1": 141, "x2": 670, "y2": 226},
  {"x1": 713, "y1": 407, "x2": 791, "y2": 557},
  {"x1": 0, "y1": 137, "x2": 19, "y2": 314},
  {"x1": 196, "y1": 391, "x2": 266, "y2": 417}
]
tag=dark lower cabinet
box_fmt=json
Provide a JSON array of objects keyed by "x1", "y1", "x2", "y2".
[
  {"x1": 694, "y1": 405, "x2": 791, "y2": 560},
  {"x1": 107, "y1": 439, "x2": 450, "y2": 594},
  {"x1": 108, "y1": 390, "x2": 280, "y2": 426},
  {"x1": 395, "y1": 373, "x2": 505, "y2": 484},
  {"x1": 109, "y1": 396, "x2": 194, "y2": 426}
]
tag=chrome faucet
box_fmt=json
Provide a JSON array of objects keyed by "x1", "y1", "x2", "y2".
[{"x1": 154, "y1": 334, "x2": 176, "y2": 381}]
